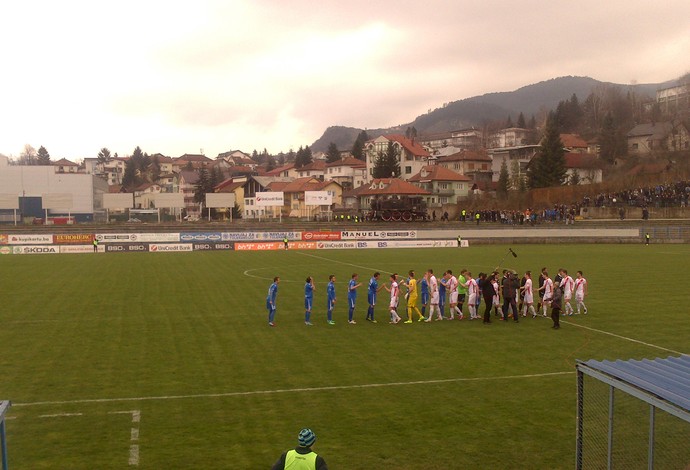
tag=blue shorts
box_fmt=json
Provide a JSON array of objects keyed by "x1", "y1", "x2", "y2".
[
  {"x1": 421, "y1": 292, "x2": 429, "y2": 305},
  {"x1": 305, "y1": 298, "x2": 312, "y2": 310},
  {"x1": 368, "y1": 292, "x2": 376, "y2": 306},
  {"x1": 348, "y1": 296, "x2": 356, "y2": 308}
]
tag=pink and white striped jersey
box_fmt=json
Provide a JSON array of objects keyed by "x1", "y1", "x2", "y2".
[
  {"x1": 448, "y1": 276, "x2": 458, "y2": 293},
  {"x1": 467, "y1": 278, "x2": 478, "y2": 296},
  {"x1": 561, "y1": 276, "x2": 574, "y2": 297},
  {"x1": 575, "y1": 277, "x2": 587, "y2": 297}
]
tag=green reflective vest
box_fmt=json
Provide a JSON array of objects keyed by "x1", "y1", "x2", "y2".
[{"x1": 284, "y1": 449, "x2": 317, "y2": 469}]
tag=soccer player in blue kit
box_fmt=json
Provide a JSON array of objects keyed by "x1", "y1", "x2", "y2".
[
  {"x1": 420, "y1": 271, "x2": 430, "y2": 319},
  {"x1": 366, "y1": 272, "x2": 383, "y2": 323},
  {"x1": 266, "y1": 276, "x2": 279, "y2": 327},
  {"x1": 304, "y1": 276, "x2": 315, "y2": 326},
  {"x1": 438, "y1": 272, "x2": 448, "y2": 319},
  {"x1": 347, "y1": 273, "x2": 362, "y2": 324},
  {"x1": 326, "y1": 274, "x2": 336, "y2": 325}
]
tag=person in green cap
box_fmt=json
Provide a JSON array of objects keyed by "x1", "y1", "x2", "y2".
[{"x1": 272, "y1": 428, "x2": 328, "y2": 470}]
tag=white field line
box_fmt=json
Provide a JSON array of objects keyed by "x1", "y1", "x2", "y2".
[
  {"x1": 295, "y1": 251, "x2": 389, "y2": 274},
  {"x1": 109, "y1": 410, "x2": 141, "y2": 466},
  {"x1": 38, "y1": 412, "x2": 83, "y2": 418},
  {"x1": 13, "y1": 371, "x2": 573, "y2": 407},
  {"x1": 561, "y1": 320, "x2": 685, "y2": 356}
]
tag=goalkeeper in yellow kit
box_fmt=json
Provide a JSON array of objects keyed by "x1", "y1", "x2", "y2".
[{"x1": 402, "y1": 270, "x2": 424, "y2": 323}]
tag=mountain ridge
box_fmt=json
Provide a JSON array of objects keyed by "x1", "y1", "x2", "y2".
[{"x1": 311, "y1": 75, "x2": 670, "y2": 152}]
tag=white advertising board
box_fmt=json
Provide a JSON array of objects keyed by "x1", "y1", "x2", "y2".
[
  {"x1": 6, "y1": 234, "x2": 54, "y2": 244},
  {"x1": 59, "y1": 245, "x2": 94, "y2": 254},
  {"x1": 103, "y1": 193, "x2": 134, "y2": 209},
  {"x1": 205, "y1": 193, "x2": 236, "y2": 208},
  {"x1": 340, "y1": 230, "x2": 417, "y2": 240},
  {"x1": 96, "y1": 233, "x2": 180, "y2": 243},
  {"x1": 12, "y1": 245, "x2": 59, "y2": 255},
  {"x1": 304, "y1": 191, "x2": 332, "y2": 206},
  {"x1": 255, "y1": 192, "x2": 284, "y2": 207},
  {"x1": 42, "y1": 193, "x2": 73, "y2": 210},
  {"x1": 153, "y1": 193, "x2": 185, "y2": 208},
  {"x1": 149, "y1": 243, "x2": 193, "y2": 252},
  {"x1": 0, "y1": 194, "x2": 19, "y2": 210},
  {"x1": 220, "y1": 231, "x2": 302, "y2": 241}
]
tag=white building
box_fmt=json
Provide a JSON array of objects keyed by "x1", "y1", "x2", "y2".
[
  {"x1": 0, "y1": 155, "x2": 108, "y2": 222},
  {"x1": 364, "y1": 134, "x2": 431, "y2": 181}
]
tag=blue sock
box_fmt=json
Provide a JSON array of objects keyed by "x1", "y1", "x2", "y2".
[
  {"x1": 305, "y1": 311, "x2": 310, "y2": 322},
  {"x1": 348, "y1": 307, "x2": 354, "y2": 321},
  {"x1": 421, "y1": 306, "x2": 426, "y2": 315},
  {"x1": 328, "y1": 309, "x2": 332, "y2": 321}
]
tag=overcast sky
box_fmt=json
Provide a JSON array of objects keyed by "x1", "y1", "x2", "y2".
[{"x1": 1, "y1": 0, "x2": 688, "y2": 160}]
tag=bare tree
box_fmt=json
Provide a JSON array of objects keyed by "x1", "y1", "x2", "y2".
[{"x1": 19, "y1": 144, "x2": 37, "y2": 165}]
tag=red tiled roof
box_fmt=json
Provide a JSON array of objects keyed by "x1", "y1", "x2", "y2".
[
  {"x1": 109, "y1": 184, "x2": 123, "y2": 193},
  {"x1": 564, "y1": 152, "x2": 599, "y2": 169},
  {"x1": 265, "y1": 163, "x2": 295, "y2": 176},
  {"x1": 176, "y1": 154, "x2": 212, "y2": 162},
  {"x1": 326, "y1": 157, "x2": 366, "y2": 168},
  {"x1": 215, "y1": 180, "x2": 244, "y2": 193},
  {"x1": 409, "y1": 165, "x2": 471, "y2": 182},
  {"x1": 560, "y1": 134, "x2": 588, "y2": 148},
  {"x1": 627, "y1": 163, "x2": 671, "y2": 177},
  {"x1": 297, "y1": 160, "x2": 326, "y2": 171},
  {"x1": 267, "y1": 181, "x2": 291, "y2": 192},
  {"x1": 384, "y1": 134, "x2": 431, "y2": 158},
  {"x1": 357, "y1": 178, "x2": 431, "y2": 196},
  {"x1": 438, "y1": 150, "x2": 491, "y2": 163}
]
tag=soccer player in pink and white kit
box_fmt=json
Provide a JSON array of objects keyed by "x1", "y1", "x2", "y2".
[
  {"x1": 446, "y1": 270, "x2": 463, "y2": 320},
  {"x1": 384, "y1": 273, "x2": 402, "y2": 324},
  {"x1": 520, "y1": 271, "x2": 537, "y2": 318},
  {"x1": 539, "y1": 271, "x2": 554, "y2": 317},
  {"x1": 465, "y1": 272, "x2": 479, "y2": 320},
  {"x1": 425, "y1": 269, "x2": 443, "y2": 322},
  {"x1": 559, "y1": 269, "x2": 575, "y2": 316},
  {"x1": 574, "y1": 271, "x2": 588, "y2": 315}
]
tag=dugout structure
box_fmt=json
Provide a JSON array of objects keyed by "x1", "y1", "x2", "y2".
[
  {"x1": 1, "y1": 400, "x2": 10, "y2": 470},
  {"x1": 576, "y1": 356, "x2": 690, "y2": 469}
]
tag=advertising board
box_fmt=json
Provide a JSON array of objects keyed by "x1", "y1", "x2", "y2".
[
  {"x1": 234, "y1": 242, "x2": 283, "y2": 251},
  {"x1": 301, "y1": 231, "x2": 341, "y2": 241},
  {"x1": 54, "y1": 234, "x2": 94, "y2": 244},
  {"x1": 340, "y1": 230, "x2": 417, "y2": 240},
  {"x1": 149, "y1": 244, "x2": 192, "y2": 252},
  {"x1": 255, "y1": 192, "x2": 284, "y2": 206},
  {"x1": 304, "y1": 191, "x2": 332, "y2": 206},
  {"x1": 288, "y1": 242, "x2": 317, "y2": 250},
  {"x1": 180, "y1": 232, "x2": 223, "y2": 242},
  {"x1": 59, "y1": 245, "x2": 94, "y2": 254},
  {"x1": 105, "y1": 244, "x2": 150, "y2": 253},
  {"x1": 96, "y1": 233, "x2": 180, "y2": 243},
  {"x1": 6, "y1": 234, "x2": 54, "y2": 245},
  {"x1": 0, "y1": 246, "x2": 11, "y2": 255},
  {"x1": 12, "y1": 245, "x2": 59, "y2": 254},
  {"x1": 191, "y1": 243, "x2": 234, "y2": 251},
  {"x1": 316, "y1": 241, "x2": 357, "y2": 250}
]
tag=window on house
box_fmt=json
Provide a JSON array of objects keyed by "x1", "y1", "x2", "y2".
[
  {"x1": 439, "y1": 183, "x2": 448, "y2": 189},
  {"x1": 632, "y1": 143, "x2": 639, "y2": 150},
  {"x1": 482, "y1": 164, "x2": 488, "y2": 170},
  {"x1": 468, "y1": 163, "x2": 474, "y2": 170},
  {"x1": 440, "y1": 197, "x2": 448, "y2": 204},
  {"x1": 454, "y1": 163, "x2": 460, "y2": 170},
  {"x1": 405, "y1": 166, "x2": 412, "y2": 174}
]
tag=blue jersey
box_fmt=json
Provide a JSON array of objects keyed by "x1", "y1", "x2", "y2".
[
  {"x1": 327, "y1": 281, "x2": 336, "y2": 308},
  {"x1": 348, "y1": 279, "x2": 357, "y2": 299},
  {"x1": 439, "y1": 277, "x2": 447, "y2": 295},
  {"x1": 266, "y1": 282, "x2": 278, "y2": 310},
  {"x1": 368, "y1": 277, "x2": 378, "y2": 305},
  {"x1": 420, "y1": 278, "x2": 429, "y2": 295},
  {"x1": 305, "y1": 282, "x2": 314, "y2": 300}
]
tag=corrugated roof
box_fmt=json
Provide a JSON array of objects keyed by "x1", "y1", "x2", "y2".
[{"x1": 580, "y1": 356, "x2": 690, "y2": 412}]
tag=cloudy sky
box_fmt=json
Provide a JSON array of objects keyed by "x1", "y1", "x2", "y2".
[{"x1": 1, "y1": 0, "x2": 688, "y2": 160}]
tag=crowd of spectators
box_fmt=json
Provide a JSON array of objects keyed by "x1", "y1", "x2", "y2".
[{"x1": 581, "y1": 180, "x2": 690, "y2": 208}]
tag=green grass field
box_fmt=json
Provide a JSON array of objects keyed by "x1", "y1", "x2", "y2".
[{"x1": 1, "y1": 244, "x2": 687, "y2": 469}]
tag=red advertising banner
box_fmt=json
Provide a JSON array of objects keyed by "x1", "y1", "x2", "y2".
[
  {"x1": 0, "y1": 234, "x2": 7, "y2": 245},
  {"x1": 54, "y1": 234, "x2": 94, "y2": 244},
  {"x1": 289, "y1": 241, "x2": 317, "y2": 250},
  {"x1": 301, "y1": 231, "x2": 341, "y2": 241}
]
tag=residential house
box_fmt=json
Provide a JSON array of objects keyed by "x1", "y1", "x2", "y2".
[
  {"x1": 408, "y1": 165, "x2": 471, "y2": 209},
  {"x1": 436, "y1": 150, "x2": 492, "y2": 183},
  {"x1": 325, "y1": 157, "x2": 367, "y2": 191},
  {"x1": 295, "y1": 160, "x2": 326, "y2": 180},
  {"x1": 487, "y1": 127, "x2": 533, "y2": 148},
  {"x1": 242, "y1": 175, "x2": 293, "y2": 219},
  {"x1": 150, "y1": 153, "x2": 175, "y2": 174},
  {"x1": 173, "y1": 154, "x2": 213, "y2": 171},
  {"x1": 560, "y1": 134, "x2": 589, "y2": 153},
  {"x1": 217, "y1": 150, "x2": 258, "y2": 169},
  {"x1": 627, "y1": 121, "x2": 690, "y2": 154},
  {"x1": 364, "y1": 134, "x2": 431, "y2": 181},
  {"x1": 273, "y1": 177, "x2": 342, "y2": 218},
  {"x1": 156, "y1": 173, "x2": 178, "y2": 193},
  {"x1": 213, "y1": 178, "x2": 245, "y2": 219},
  {"x1": 265, "y1": 163, "x2": 297, "y2": 179},
  {"x1": 178, "y1": 170, "x2": 201, "y2": 217},
  {"x1": 564, "y1": 153, "x2": 603, "y2": 184},
  {"x1": 419, "y1": 128, "x2": 484, "y2": 152},
  {"x1": 133, "y1": 183, "x2": 163, "y2": 209},
  {"x1": 489, "y1": 145, "x2": 540, "y2": 183},
  {"x1": 52, "y1": 158, "x2": 80, "y2": 173},
  {"x1": 656, "y1": 84, "x2": 689, "y2": 115}
]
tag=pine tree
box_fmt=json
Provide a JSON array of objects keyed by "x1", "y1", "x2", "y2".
[
  {"x1": 599, "y1": 112, "x2": 618, "y2": 164},
  {"x1": 516, "y1": 112, "x2": 526, "y2": 128},
  {"x1": 194, "y1": 167, "x2": 211, "y2": 204},
  {"x1": 528, "y1": 112, "x2": 566, "y2": 188},
  {"x1": 505, "y1": 115, "x2": 514, "y2": 128},
  {"x1": 326, "y1": 142, "x2": 340, "y2": 163},
  {"x1": 497, "y1": 159, "x2": 509, "y2": 198},
  {"x1": 122, "y1": 158, "x2": 137, "y2": 189},
  {"x1": 37, "y1": 146, "x2": 51, "y2": 165},
  {"x1": 373, "y1": 141, "x2": 400, "y2": 178},
  {"x1": 351, "y1": 130, "x2": 370, "y2": 160}
]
